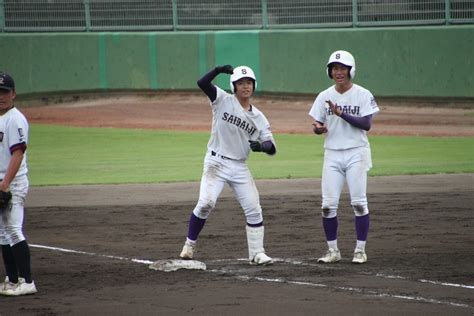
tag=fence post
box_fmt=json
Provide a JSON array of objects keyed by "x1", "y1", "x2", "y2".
[
  {"x1": 0, "y1": 0, "x2": 5, "y2": 32},
  {"x1": 172, "y1": 0, "x2": 178, "y2": 31},
  {"x1": 352, "y1": 0, "x2": 358, "y2": 27},
  {"x1": 261, "y1": 0, "x2": 268, "y2": 29},
  {"x1": 445, "y1": 0, "x2": 451, "y2": 25},
  {"x1": 84, "y1": 0, "x2": 91, "y2": 31}
]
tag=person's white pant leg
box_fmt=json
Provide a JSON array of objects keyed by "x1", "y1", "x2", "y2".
[
  {"x1": 0, "y1": 175, "x2": 29, "y2": 246},
  {"x1": 321, "y1": 150, "x2": 346, "y2": 218},
  {"x1": 230, "y1": 161, "x2": 263, "y2": 225},
  {"x1": 192, "y1": 155, "x2": 227, "y2": 219}
]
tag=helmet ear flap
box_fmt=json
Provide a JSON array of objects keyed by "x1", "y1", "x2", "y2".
[
  {"x1": 350, "y1": 66, "x2": 356, "y2": 79},
  {"x1": 327, "y1": 65, "x2": 333, "y2": 79}
]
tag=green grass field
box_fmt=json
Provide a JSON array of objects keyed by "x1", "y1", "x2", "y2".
[{"x1": 27, "y1": 124, "x2": 474, "y2": 186}]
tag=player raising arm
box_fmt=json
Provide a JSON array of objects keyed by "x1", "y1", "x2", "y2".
[
  {"x1": 309, "y1": 51, "x2": 379, "y2": 264},
  {"x1": 179, "y1": 64, "x2": 276, "y2": 265}
]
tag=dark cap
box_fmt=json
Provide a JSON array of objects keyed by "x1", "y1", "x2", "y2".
[{"x1": 0, "y1": 72, "x2": 15, "y2": 91}]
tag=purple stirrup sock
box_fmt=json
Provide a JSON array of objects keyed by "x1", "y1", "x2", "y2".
[
  {"x1": 322, "y1": 217, "x2": 338, "y2": 241},
  {"x1": 355, "y1": 214, "x2": 370, "y2": 241},
  {"x1": 188, "y1": 213, "x2": 206, "y2": 241}
]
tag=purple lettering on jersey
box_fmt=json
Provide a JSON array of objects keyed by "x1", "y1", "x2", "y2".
[
  {"x1": 248, "y1": 126, "x2": 257, "y2": 136},
  {"x1": 327, "y1": 105, "x2": 360, "y2": 116},
  {"x1": 221, "y1": 111, "x2": 257, "y2": 136},
  {"x1": 348, "y1": 106, "x2": 360, "y2": 115}
]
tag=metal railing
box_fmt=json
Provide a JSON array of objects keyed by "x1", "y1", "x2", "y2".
[{"x1": 1, "y1": 0, "x2": 473, "y2": 32}]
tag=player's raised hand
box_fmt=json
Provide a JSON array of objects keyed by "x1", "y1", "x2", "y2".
[
  {"x1": 215, "y1": 65, "x2": 234, "y2": 74},
  {"x1": 312, "y1": 122, "x2": 328, "y2": 134},
  {"x1": 325, "y1": 100, "x2": 342, "y2": 116}
]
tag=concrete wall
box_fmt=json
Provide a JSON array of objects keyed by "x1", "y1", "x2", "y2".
[{"x1": 1, "y1": 25, "x2": 472, "y2": 98}]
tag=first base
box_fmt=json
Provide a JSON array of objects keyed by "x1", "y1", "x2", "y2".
[{"x1": 149, "y1": 259, "x2": 206, "y2": 272}]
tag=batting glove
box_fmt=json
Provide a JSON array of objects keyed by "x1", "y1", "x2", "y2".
[
  {"x1": 249, "y1": 140, "x2": 262, "y2": 152},
  {"x1": 215, "y1": 65, "x2": 234, "y2": 74}
]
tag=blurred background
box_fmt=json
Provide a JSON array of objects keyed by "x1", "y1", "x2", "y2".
[{"x1": 0, "y1": 0, "x2": 473, "y2": 98}]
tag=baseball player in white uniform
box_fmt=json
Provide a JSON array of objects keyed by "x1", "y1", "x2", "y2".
[
  {"x1": 179, "y1": 64, "x2": 276, "y2": 265},
  {"x1": 0, "y1": 72, "x2": 37, "y2": 295},
  {"x1": 309, "y1": 51, "x2": 379, "y2": 264}
]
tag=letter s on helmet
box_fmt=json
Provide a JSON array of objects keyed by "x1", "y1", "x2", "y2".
[
  {"x1": 229, "y1": 66, "x2": 257, "y2": 93},
  {"x1": 327, "y1": 50, "x2": 356, "y2": 79}
]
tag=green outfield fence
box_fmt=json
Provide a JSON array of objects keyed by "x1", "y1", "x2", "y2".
[{"x1": 1, "y1": 0, "x2": 473, "y2": 32}]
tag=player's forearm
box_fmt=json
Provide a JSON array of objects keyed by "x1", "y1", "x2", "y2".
[
  {"x1": 197, "y1": 68, "x2": 219, "y2": 102},
  {"x1": 262, "y1": 141, "x2": 276, "y2": 155},
  {"x1": 340, "y1": 113, "x2": 372, "y2": 131}
]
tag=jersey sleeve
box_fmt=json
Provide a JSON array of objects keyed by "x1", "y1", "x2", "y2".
[
  {"x1": 211, "y1": 86, "x2": 229, "y2": 109},
  {"x1": 6, "y1": 116, "x2": 28, "y2": 154},
  {"x1": 359, "y1": 90, "x2": 380, "y2": 117},
  {"x1": 250, "y1": 108, "x2": 274, "y2": 143},
  {"x1": 258, "y1": 116, "x2": 274, "y2": 143},
  {"x1": 308, "y1": 93, "x2": 327, "y2": 123}
]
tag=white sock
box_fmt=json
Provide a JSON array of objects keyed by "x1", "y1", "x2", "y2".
[
  {"x1": 356, "y1": 240, "x2": 366, "y2": 251},
  {"x1": 327, "y1": 240, "x2": 338, "y2": 250}
]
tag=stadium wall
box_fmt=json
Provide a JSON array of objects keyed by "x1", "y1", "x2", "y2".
[{"x1": 1, "y1": 25, "x2": 472, "y2": 98}]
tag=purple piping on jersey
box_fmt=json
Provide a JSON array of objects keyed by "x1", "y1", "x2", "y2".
[
  {"x1": 322, "y1": 217, "x2": 338, "y2": 241},
  {"x1": 187, "y1": 213, "x2": 207, "y2": 241},
  {"x1": 340, "y1": 113, "x2": 372, "y2": 131},
  {"x1": 10, "y1": 142, "x2": 27, "y2": 154},
  {"x1": 197, "y1": 68, "x2": 219, "y2": 102},
  {"x1": 355, "y1": 214, "x2": 370, "y2": 241}
]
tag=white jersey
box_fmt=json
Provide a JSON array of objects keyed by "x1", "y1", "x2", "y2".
[
  {"x1": 309, "y1": 84, "x2": 379, "y2": 150},
  {"x1": 0, "y1": 107, "x2": 29, "y2": 179},
  {"x1": 207, "y1": 86, "x2": 274, "y2": 160}
]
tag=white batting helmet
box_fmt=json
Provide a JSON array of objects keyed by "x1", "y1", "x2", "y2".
[
  {"x1": 327, "y1": 50, "x2": 356, "y2": 79},
  {"x1": 229, "y1": 66, "x2": 257, "y2": 93}
]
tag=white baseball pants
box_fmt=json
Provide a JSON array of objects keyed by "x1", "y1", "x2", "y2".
[
  {"x1": 192, "y1": 151, "x2": 263, "y2": 225},
  {"x1": 321, "y1": 145, "x2": 372, "y2": 218},
  {"x1": 0, "y1": 174, "x2": 29, "y2": 246}
]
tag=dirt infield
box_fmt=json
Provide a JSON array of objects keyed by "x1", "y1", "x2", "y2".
[
  {"x1": 19, "y1": 91, "x2": 474, "y2": 136},
  {"x1": 1, "y1": 93, "x2": 473, "y2": 315},
  {"x1": 5, "y1": 174, "x2": 472, "y2": 315}
]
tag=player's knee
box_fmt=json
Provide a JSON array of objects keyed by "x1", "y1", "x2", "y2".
[
  {"x1": 194, "y1": 199, "x2": 216, "y2": 218},
  {"x1": 243, "y1": 203, "x2": 263, "y2": 223},
  {"x1": 321, "y1": 199, "x2": 338, "y2": 218},
  {"x1": 245, "y1": 212, "x2": 263, "y2": 225},
  {"x1": 352, "y1": 203, "x2": 369, "y2": 216},
  {"x1": 321, "y1": 207, "x2": 337, "y2": 218},
  {"x1": 3, "y1": 225, "x2": 25, "y2": 245}
]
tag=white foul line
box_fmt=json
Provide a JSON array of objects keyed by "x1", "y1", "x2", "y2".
[
  {"x1": 30, "y1": 243, "x2": 154, "y2": 265},
  {"x1": 30, "y1": 244, "x2": 472, "y2": 309}
]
